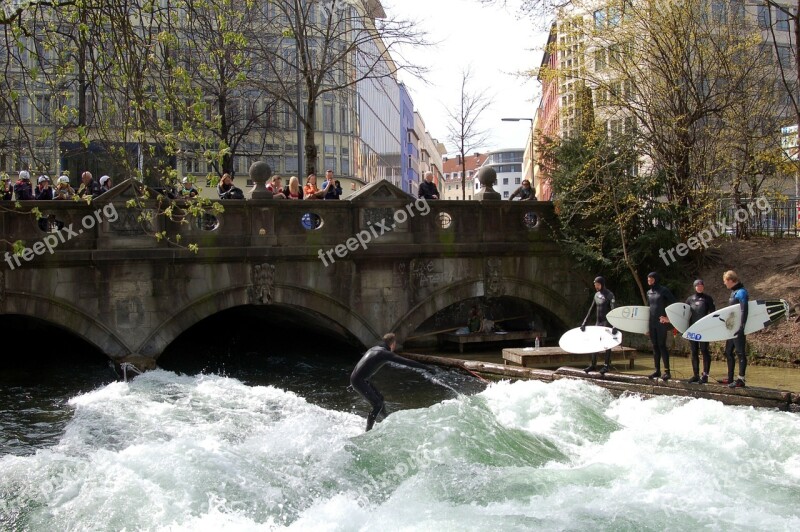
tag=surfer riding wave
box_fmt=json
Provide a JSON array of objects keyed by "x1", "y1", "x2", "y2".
[{"x1": 350, "y1": 333, "x2": 432, "y2": 431}]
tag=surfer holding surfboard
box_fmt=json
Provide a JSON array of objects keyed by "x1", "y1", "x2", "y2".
[
  {"x1": 580, "y1": 276, "x2": 617, "y2": 375},
  {"x1": 722, "y1": 271, "x2": 748, "y2": 388},
  {"x1": 686, "y1": 279, "x2": 716, "y2": 384},
  {"x1": 646, "y1": 272, "x2": 676, "y2": 381}
]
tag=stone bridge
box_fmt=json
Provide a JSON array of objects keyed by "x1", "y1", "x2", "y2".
[{"x1": 0, "y1": 179, "x2": 589, "y2": 368}]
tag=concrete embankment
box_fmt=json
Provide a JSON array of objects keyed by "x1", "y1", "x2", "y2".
[{"x1": 402, "y1": 352, "x2": 800, "y2": 412}]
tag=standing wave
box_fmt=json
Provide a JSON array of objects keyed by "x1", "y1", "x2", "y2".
[{"x1": 1, "y1": 371, "x2": 798, "y2": 531}]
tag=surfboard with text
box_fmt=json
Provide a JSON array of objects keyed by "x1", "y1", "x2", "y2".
[
  {"x1": 606, "y1": 305, "x2": 650, "y2": 334},
  {"x1": 682, "y1": 299, "x2": 789, "y2": 342},
  {"x1": 559, "y1": 326, "x2": 622, "y2": 354}
]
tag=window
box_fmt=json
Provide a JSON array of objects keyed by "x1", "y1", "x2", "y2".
[
  {"x1": 593, "y1": 9, "x2": 606, "y2": 29},
  {"x1": 514, "y1": 177, "x2": 521, "y2": 184},
  {"x1": 503, "y1": 191, "x2": 509, "y2": 198},
  {"x1": 594, "y1": 48, "x2": 606, "y2": 71},
  {"x1": 778, "y1": 45, "x2": 792, "y2": 69},
  {"x1": 776, "y1": 9, "x2": 790, "y2": 31},
  {"x1": 503, "y1": 177, "x2": 509, "y2": 185},
  {"x1": 757, "y1": 5, "x2": 770, "y2": 30}
]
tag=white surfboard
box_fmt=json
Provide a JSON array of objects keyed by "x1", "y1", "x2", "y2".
[
  {"x1": 559, "y1": 325, "x2": 622, "y2": 354},
  {"x1": 682, "y1": 299, "x2": 789, "y2": 342},
  {"x1": 665, "y1": 303, "x2": 692, "y2": 333},
  {"x1": 606, "y1": 305, "x2": 650, "y2": 334}
]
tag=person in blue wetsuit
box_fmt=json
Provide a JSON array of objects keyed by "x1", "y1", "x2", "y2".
[
  {"x1": 686, "y1": 279, "x2": 715, "y2": 384},
  {"x1": 646, "y1": 272, "x2": 676, "y2": 381},
  {"x1": 350, "y1": 333, "x2": 431, "y2": 431},
  {"x1": 723, "y1": 270, "x2": 748, "y2": 388},
  {"x1": 581, "y1": 276, "x2": 617, "y2": 375}
]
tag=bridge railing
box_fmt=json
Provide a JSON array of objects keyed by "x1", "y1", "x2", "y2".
[{"x1": 1, "y1": 195, "x2": 557, "y2": 261}]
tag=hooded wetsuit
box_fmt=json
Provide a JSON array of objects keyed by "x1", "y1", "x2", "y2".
[
  {"x1": 582, "y1": 276, "x2": 616, "y2": 368},
  {"x1": 724, "y1": 282, "x2": 748, "y2": 383},
  {"x1": 350, "y1": 343, "x2": 428, "y2": 431},
  {"x1": 647, "y1": 273, "x2": 676, "y2": 374},
  {"x1": 686, "y1": 291, "x2": 715, "y2": 376}
]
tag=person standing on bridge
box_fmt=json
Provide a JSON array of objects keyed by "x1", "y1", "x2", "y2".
[
  {"x1": 418, "y1": 171, "x2": 440, "y2": 200},
  {"x1": 350, "y1": 333, "x2": 432, "y2": 432},
  {"x1": 581, "y1": 276, "x2": 617, "y2": 375}
]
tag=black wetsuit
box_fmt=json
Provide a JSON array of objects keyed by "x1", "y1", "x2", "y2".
[
  {"x1": 686, "y1": 292, "x2": 715, "y2": 376},
  {"x1": 350, "y1": 343, "x2": 428, "y2": 431},
  {"x1": 725, "y1": 283, "x2": 749, "y2": 383},
  {"x1": 647, "y1": 280, "x2": 676, "y2": 375},
  {"x1": 582, "y1": 283, "x2": 615, "y2": 368}
]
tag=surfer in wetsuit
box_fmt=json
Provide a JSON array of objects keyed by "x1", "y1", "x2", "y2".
[
  {"x1": 646, "y1": 272, "x2": 676, "y2": 381},
  {"x1": 723, "y1": 270, "x2": 748, "y2": 388},
  {"x1": 686, "y1": 279, "x2": 715, "y2": 384},
  {"x1": 350, "y1": 333, "x2": 431, "y2": 431},
  {"x1": 581, "y1": 276, "x2": 617, "y2": 375}
]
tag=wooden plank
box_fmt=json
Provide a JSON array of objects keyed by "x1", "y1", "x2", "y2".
[{"x1": 503, "y1": 346, "x2": 636, "y2": 369}]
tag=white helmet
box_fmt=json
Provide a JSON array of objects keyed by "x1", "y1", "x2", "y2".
[
  {"x1": 182, "y1": 177, "x2": 190, "y2": 184},
  {"x1": 19, "y1": 170, "x2": 30, "y2": 181},
  {"x1": 38, "y1": 175, "x2": 50, "y2": 183},
  {"x1": 57, "y1": 175, "x2": 70, "y2": 184}
]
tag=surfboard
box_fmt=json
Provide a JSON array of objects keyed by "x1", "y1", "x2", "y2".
[
  {"x1": 606, "y1": 306, "x2": 650, "y2": 334},
  {"x1": 665, "y1": 303, "x2": 692, "y2": 333},
  {"x1": 558, "y1": 325, "x2": 622, "y2": 354},
  {"x1": 682, "y1": 299, "x2": 789, "y2": 342}
]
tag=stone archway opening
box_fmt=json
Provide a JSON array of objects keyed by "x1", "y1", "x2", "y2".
[
  {"x1": 158, "y1": 304, "x2": 364, "y2": 381},
  {"x1": 403, "y1": 295, "x2": 568, "y2": 350}
]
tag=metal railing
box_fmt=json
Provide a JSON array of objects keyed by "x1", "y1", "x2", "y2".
[{"x1": 717, "y1": 196, "x2": 799, "y2": 237}]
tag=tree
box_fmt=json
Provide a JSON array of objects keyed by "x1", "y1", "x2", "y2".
[
  {"x1": 174, "y1": 0, "x2": 281, "y2": 178},
  {"x1": 249, "y1": 0, "x2": 428, "y2": 176},
  {"x1": 445, "y1": 68, "x2": 490, "y2": 199},
  {"x1": 543, "y1": 128, "x2": 673, "y2": 302}
]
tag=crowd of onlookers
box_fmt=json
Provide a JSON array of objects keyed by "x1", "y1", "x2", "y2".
[
  {"x1": 1, "y1": 170, "x2": 113, "y2": 201},
  {"x1": 2, "y1": 167, "x2": 537, "y2": 202}
]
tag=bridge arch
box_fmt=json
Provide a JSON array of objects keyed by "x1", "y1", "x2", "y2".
[
  {"x1": 1, "y1": 292, "x2": 130, "y2": 358},
  {"x1": 136, "y1": 283, "x2": 380, "y2": 359},
  {"x1": 392, "y1": 277, "x2": 575, "y2": 344}
]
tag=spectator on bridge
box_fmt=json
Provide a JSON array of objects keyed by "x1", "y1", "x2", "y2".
[
  {"x1": 322, "y1": 169, "x2": 340, "y2": 200},
  {"x1": 284, "y1": 176, "x2": 303, "y2": 199},
  {"x1": 303, "y1": 173, "x2": 325, "y2": 200},
  {"x1": 98, "y1": 175, "x2": 113, "y2": 194},
  {"x1": 78, "y1": 171, "x2": 101, "y2": 198},
  {"x1": 0, "y1": 175, "x2": 11, "y2": 200},
  {"x1": 418, "y1": 171, "x2": 440, "y2": 200},
  {"x1": 266, "y1": 175, "x2": 285, "y2": 199},
  {"x1": 36, "y1": 175, "x2": 54, "y2": 200},
  {"x1": 509, "y1": 179, "x2": 536, "y2": 201},
  {"x1": 14, "y1": 170, "x2": 34, "y2": 200},
  {"x1": 178, "y1": 177, "x2": 198, "y2": 198},
  {"x1": 54, "y1": 176, "x2": 75, "y2": 200},
  {"x1": 218, "y1": 173, "x2": 244, "y2": 199},
  {"x1": 334, "y1": 179, "x2": 343, "y2": 198}
]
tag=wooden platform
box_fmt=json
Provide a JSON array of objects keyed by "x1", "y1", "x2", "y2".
[
  {"x1": 503, "y1": 345, "x2": 636, "y2": 369},
  {"x1": 438, "y1": 330, "x2": 545, "y2": 353}
]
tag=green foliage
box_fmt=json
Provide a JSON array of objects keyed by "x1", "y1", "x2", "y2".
[{"x1": 545, "y1": 130, "x2": 678, "y2": 302}]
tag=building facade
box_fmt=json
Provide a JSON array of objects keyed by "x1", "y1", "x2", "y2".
[
  {"x1": 441, "y1": 153, "x2": 487, "y2": 200},
  {"x1": 472, "y1": 149, "x2": 525, "y2": 200}
]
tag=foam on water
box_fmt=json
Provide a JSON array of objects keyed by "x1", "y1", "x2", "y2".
[{"x1": 1, "y1": 370, "x2": 799, "y2": 531}]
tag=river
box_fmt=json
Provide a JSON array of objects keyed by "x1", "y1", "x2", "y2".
[{"x1": 1, "y1": 352, "x2": 799, "y2": 530}]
